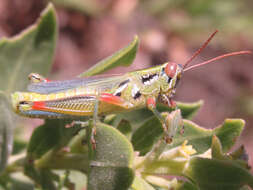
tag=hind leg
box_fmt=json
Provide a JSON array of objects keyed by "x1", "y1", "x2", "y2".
[{"x1": 90, "y1": 98, "x2": 99, "y2": 149}]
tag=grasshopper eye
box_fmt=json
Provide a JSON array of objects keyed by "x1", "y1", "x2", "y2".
[
  {"x1": 165, "y1": 62, "x2": 177, "y2": 78},
  {"x1": 28, "y1": 73, "x2": 49, "y2": 83}
]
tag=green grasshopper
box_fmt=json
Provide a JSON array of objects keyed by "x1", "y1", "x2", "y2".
[{"x1": 11, "y1": 30, "x2": 251, "y2": 148}]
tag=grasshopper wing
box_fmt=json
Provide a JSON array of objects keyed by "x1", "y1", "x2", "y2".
[{"x1": 27, "y1": 74, "x2": 128, "y2": 94}]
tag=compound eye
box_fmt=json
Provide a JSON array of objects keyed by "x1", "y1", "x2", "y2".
[{"x1": 165, "y1": 62, "x2": 177, "y2": 78}]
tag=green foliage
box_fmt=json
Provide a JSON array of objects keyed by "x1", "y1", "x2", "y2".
[
  {"x1": 87, "y1": 123, "x2": 134, "y2": 190},
  {"x1": 27, "y1": 120, "x2": 81, "y2": 159},
  {"x1": 0, "y1": 3, "x2": 252, "y2": 190},
  {"x1": 0, "y1": 3, "x2": 57, "y2": 173},
  {"x1": 0, "y1": 3, "x2": 57, "y2": 94}
]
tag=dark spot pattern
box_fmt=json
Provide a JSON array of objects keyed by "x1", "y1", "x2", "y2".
[
  {"x1": 141, "y1": 73, "x2": 158, "y2": 84},
  {"x1": 119, "y1": 79, "x2": 130, "y2": 87},
  {"x1": 114, "y1": 92, "x2": 121, "y2": 97},
  {"x1": 133, "y1": 91, "x2": 141, "y2": 99},
  {"x1": 167, "y1": 77, "x2": 172, "y2": 83}
]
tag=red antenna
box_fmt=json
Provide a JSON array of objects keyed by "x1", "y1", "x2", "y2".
[
  {"x1": 183, "y1": 30, "x2": 218, "y2": 69},
  {"x1": 184, "y1": 51, "x2": 252, "y2": 72},
  {"x1": 183, "y1": 30, "x2": 252, "y2": 71}
]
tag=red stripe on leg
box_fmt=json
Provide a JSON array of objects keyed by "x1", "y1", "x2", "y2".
[
  {"x1": 100, "y1": 93, "x2": 125, "y2": 107},
  {"x1": 32, "y1": 101, "x2": 46, "y2": 110}
]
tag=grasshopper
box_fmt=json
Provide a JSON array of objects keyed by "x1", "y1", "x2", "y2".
[{"x1": 11, "y1": 30, "x2": 251, "y2": 148}]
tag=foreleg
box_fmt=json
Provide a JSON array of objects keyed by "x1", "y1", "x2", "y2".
[{"x1": 147, "y1": 97, "x2": 176, "y2": 143}]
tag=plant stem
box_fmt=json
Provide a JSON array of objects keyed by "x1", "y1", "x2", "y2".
[{"x1": 35, "y1": 150, "x2": 89, "y2": 173}]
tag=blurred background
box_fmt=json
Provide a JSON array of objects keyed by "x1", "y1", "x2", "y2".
[{"x1": 1, "y1": 0, "x2": 253, "y2": 167}]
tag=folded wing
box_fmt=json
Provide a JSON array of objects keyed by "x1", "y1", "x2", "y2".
[{"x1": 27, "y1": 74, "x2": 127, "y2": 94}]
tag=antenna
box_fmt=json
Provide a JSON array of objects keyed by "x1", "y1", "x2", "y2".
[
  {"x1": 183, "y1": 30, "x2": 218, "y2": 69},
  {"x1": 184, "y1": 51, "x2": 252, "y2": 72}
]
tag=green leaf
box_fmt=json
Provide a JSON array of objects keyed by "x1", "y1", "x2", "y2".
[
  {"x1": 27, "y1": 119, "x2": 81, "y2": 159},
  {"x1": 118, "y1": 100, "x2": 203, "y2": 128},
  {"x1": 131, "y1": 110, "x2": 183, "y2": 155},
  {"x1": 176, "y1": 180, "x2": 199, "y2": 190},
  {"x1": 0, "y1": 3, "x2": 57, "y2": 94},
  {"x1": 7, "y1": 176, "x2": 34, "y2": 190},
  {"x1": 211, "y1": 135, "x2": 225, "y2": 160},
  {"x1": 211, "y1": 136, "x2": 250, "y2": 170},
  {"x1": 51, "y1": 0, "x2": 102, "y2": 16},
  {"x1": 131, "y1": 116, "x2": 162, "y2": 155},
  {"x1": 214, "y1": 119, "x2": 245, "y2": 152},
  {"x1": 79, "y1": 36, "x2": 139, "y2": 77},
  {"x1": 68, "y1": 171, "x2": 87, "y2": 190},
  {"x1": 0, "y1": 94, "x2": 14, "y2": 173},
  {"x1": 0, "y1": 3, "x2": 57, "y2": 173},
  {"x1": 69, "y1": 128, "x2": 88, "y2": 154},
  {"x1": 117, "y1": 119, "x2": 132, "y2": 140},
  {"x1": 230, "y1": 145, "x2": 248, "y2": 161},
  {"x1": 131, "y1": 175, "x2": 155, "y2": 190},
  {"x1": 185, "y1": 157, "x2": 253, "y2": 190},
  {"x1": 12, "y1": 138, "x2": 27, "y2": 155},
  {"x1": 24, "y1": 166, "x2": 58, "y2": 190},
  {"x1": 176, "y1": 100, "x2": 203, "y2": 119},
  {"x1": 167, "y1": 119, "x2": 245, "y2": 154},
  {"x1": 88, "y1": 123, "x2": 134, "y2": 190}
]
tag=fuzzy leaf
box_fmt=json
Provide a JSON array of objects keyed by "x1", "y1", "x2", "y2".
[
  {"x1": 88, "y1": 123, "x2": 134, "y2": 190},
  {"x1": 185, "y1": 157, "x2": 253, "y2": 190},
  {"x1": 79, "y1": 36, "x2": 139, "y2": 77},
  {"x1": 167, "y1": 119, "x2": 245, "y2": 154},
  {"x1": 0, "y1": 3, "x2": 57, "y2": 94}
]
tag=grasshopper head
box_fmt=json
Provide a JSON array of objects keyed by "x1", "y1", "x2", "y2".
[{"x1": 160, "y1": 62, "x2": 183, "y2": 93}]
